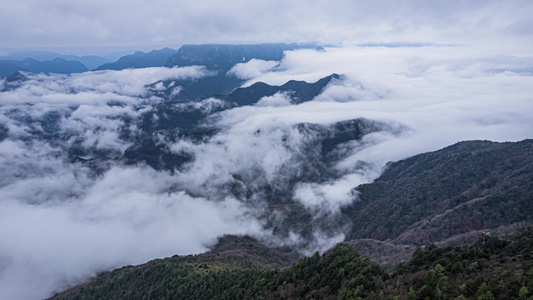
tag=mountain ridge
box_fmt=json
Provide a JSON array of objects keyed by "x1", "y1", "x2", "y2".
[
  {"x1": 47, "y1": 139, "x2": 533, "y2": 299},
  {"x1": 95, "y1": 48, "x2": 178, "y2": 71},
  {"x1": 48, "y1": 227, "x2": 533, "y2": 300},
  {"x1": 166, "y1": 43, "x2": 320, "y2": 71},
  {"x1": 343, "y1": 139, "x2": 533, "y2": 246},
  {"x1": 0, "y1": 57, "x2": 88, "y2": 76}
]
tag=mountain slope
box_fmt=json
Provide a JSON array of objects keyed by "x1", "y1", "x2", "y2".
[
  {"x1": 49, "y1": 228, "x2": 533, "y2": 300},
  {"x1": 95, "y1": 48, "x2": 178, "y2": 70},
  {"x1": 0, "y1": 51, "x2": 110, "y2": 70},
  {"x1": 223, "y1": 74, "x2": 341, "y2": 106},
  {"x1": 0, "y1": 58, "x2": 88, "y2": 75},
  {"x1": 147, "y1": 43, "x2": 321, "y2": 102},
  {"x1": 0, "y1": 61, "x2": 29, "y2": 76},
  {"x1": 126, "y1": 74, "x2": 344, "y2": 173},
  {"x1": 166, "y1": 43, "x2": 318, "y2": 71},
  {"x1": 48, "y1": 238, "x2": 383, "y2": 300},
  {"x1": 0, "y1": 71, "x2": 30, "y2": 91},
  {"x1": 343, "y1": 139, "x2": 533, "y2": 246},
  {"x1": 63, "y1": 55, "x2": 110, "y2": 70}
]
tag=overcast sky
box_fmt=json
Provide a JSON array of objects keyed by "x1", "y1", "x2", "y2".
[
  {"x1": 1, "y1": 1, "x2": 533, "y2": 299},
  {"x1": 1, "y1": 0, "x2": 533, "y2": 55}
]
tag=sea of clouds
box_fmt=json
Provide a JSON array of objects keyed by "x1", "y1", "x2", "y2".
[{"x1": 0, "y1": 45, "x2": 532, "y2": 299}]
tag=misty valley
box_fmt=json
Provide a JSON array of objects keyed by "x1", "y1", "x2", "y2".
[{"x1": 0, "y1": 44, "x2": 532, "y2": 300}]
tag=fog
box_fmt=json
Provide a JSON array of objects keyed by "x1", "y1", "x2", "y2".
[{"x1": 0, "y1": 45, "x2": 532, "y2": 299}]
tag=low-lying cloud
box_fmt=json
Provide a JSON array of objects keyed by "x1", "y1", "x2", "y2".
[
  {"x1": 0, "y1": 45, "x2": 532, "y2": 299},
  {"x1": 0, "y1": 66, "x2": 211, "y2": 105},
  {"x1": 227, "y1": 59, "x2": 280, "y2": 80}
]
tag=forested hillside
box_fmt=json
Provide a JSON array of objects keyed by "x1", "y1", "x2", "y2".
[
  {"x1": 343, "y1": 139, "x2": 533, "y2": 246},
  {"x1": 50, "y1": 227, "x2": 533, "y2": 299}
]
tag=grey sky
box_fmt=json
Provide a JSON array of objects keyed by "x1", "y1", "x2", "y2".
[
  {"x1": 1, "y1": 1, "x2": 533, "y2": 299},
  {"x1": 1, "y1": 0, "x2": 533, "y2": 54}
]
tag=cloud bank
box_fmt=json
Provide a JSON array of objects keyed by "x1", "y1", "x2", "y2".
[
  {"x1": 1, "y1": 1, "x2": 533, "y2": 53},
  {"x1": 0, "y1": 45, "x2": 532, "y2": 299}
]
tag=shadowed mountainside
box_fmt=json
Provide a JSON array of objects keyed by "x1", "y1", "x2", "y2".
[
  {"x1": 343, "y1": 139, "x2": 533, "y2": 246},
  {"x1": 222, "y1": 74, "x2": 341, "y2": 106},
  {"x1": 49, "y1": 227, "x2": 533, "y2": 300},
  {"x1": 95, "y1": 48, "x2": 178, "y2": 70},
  {"x1": 0, "y1": 57, "x2": 88, "y2": 76},
  {"x1": 166, "y1": 43, "x2": 319, "y2": 71},
  {"x1": 123, "y1": 74, "x2": 344, "y2": 172}
]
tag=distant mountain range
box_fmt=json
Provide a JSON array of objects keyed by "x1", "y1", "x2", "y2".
[
  {"x1": 166, "y1": 43, "x2": 320, "y2": 71},
  {"x1": 145, "y1": 43, "x2": 322, "y2": 102},
  {"x1": 0, "y1": 48, "x2": 181, "y2": 75},
  {"x1": 0, "y1": 43, "x2": 320, "y2": 76},
  {"x1": 0, "y1": 51, "x2": 110, "y2": 74},
  {"x1": 95, "y1": 48, "x2": 178, "y2": 70},
  {"x1": 0, "y1": 57, "x2": 88, "y2": 76}
]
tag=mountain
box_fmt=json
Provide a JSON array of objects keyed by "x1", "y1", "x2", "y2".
[
  {"x1": 123, "y1": 73, "x2": 342, "y2": 171},
  {"x1": 95, "y1": 48, "x2": 178, "y2": 70},
  {"x1": 0, "y1": 50, "x2": 69, "y2": 61},
  {"x1": 48, "y1": 227, "x2": 533, "y2": 299},
  {"x1": 0, "y1": 51, "x2": 110, "y2": 71},
  {"x1": 140, "y1": 73, "x2": 340, "y2": 131},
  {"x1": 0, "y1": 61, "x2": 29, "y2": 76},
  {"x1": 48, "y1": 236, "x2": 382, "y2": 300},
  {"x1": 2, "y1": 44, "x2": 531, "y2": 300},
  {"x1": 145, "y1": 43, "x2": 321, "y2": 102},
  {"x1": 343, "y1": 139, "x2": 533, "y2": 246},
  {"x1": 146, "y1": 69, "x2": 339, "y2": 106},
  {"x1": 166, "y1": 43, "x2": 320, "y2": 72},
  {"x1": 63, "y1": 55, "x2": 110, "y2": 70},
  {"x1": 0, "y1": 57, "x2": 88, "y2": 75},
  {"x1": 223, "y1": 73, "x2": 341, "y2": 106},
  {"x1": 123, "y1": 137, "x2": 533, "y2": 269},
  {"x1": 0, "y1": 71, "x2": 30, "y2": 92},
  {"x1": 147, "y1": 74, "x2": 243, "y2": 101}
]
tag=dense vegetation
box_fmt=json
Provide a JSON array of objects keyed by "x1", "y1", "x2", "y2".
[
  {"x1": 51, "y1": 227, "x2": 533, "y2": 300},
  {"x1": 49, "y1": 140, "x2": 533, "y2": 299},
  {"x1": 343, "y1": 139, "x2": 533, "y2": 246}
]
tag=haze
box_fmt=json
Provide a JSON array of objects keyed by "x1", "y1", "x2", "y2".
[{"x1": 1, "y1": 1, "x2": 533, "y2": 299}]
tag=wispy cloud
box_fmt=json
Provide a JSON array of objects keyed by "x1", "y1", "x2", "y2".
[{"x1": 0, "y1": 44, "x2": 532, "y2": 299}]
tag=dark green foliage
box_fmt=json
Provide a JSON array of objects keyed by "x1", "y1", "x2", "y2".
[
  {"x1": 50, "y1": 243, "x2": 382, "y2": 300},
  {"x1": 384, "y1": 227, "x2": 533, "y2": 299},
  {"x1": 49, "y1": 228, "x2": 533, "y2": 300},
  {"x1": 343, "y1": 139, "x2": 533, "y2": 246}
]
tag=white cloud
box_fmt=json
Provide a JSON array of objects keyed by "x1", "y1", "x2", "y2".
[
  {"x1": 255, "y1": 92, "x2": 292, "y2": 107},
  {"x1": 1, "y1": 66, "x2": 211, "y2": 106},
  {"x1": 0, "y1": 167, "x2": 262, "y2": 300},
  {"x1": 0, "y1": 43, "x2": 532, "y2": 299},
  {"x1": 227, "y1": 59, "x2": 279, "y2": 80}
]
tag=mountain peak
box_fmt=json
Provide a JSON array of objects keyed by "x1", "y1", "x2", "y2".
[
  {"x1": 166, "y1": 43, "x2": 319, "y2": 71},
  {"x1": 95, "y1": 47, "x2": 178, "y2": 70}
]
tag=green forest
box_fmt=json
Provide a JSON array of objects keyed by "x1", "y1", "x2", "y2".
[{"x1": 51, "y1": 227, "x2": 533, "y2": 300}]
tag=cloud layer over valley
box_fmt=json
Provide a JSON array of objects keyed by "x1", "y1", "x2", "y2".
[{"x1": 0, "y1": 45, "x2": 532, "y2": 299}]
